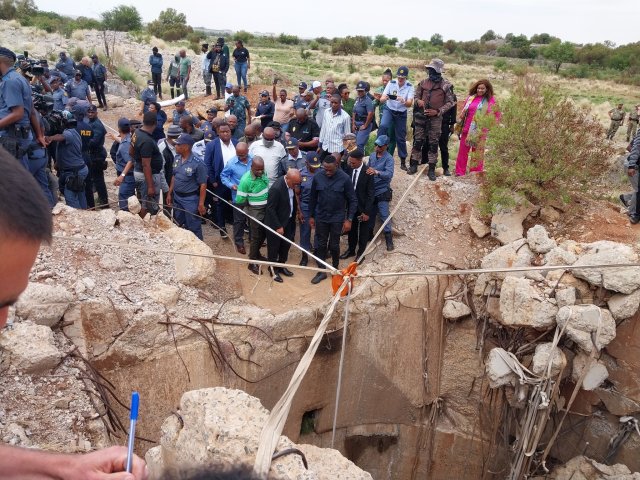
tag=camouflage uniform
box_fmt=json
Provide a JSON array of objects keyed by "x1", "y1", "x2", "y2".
[
  {"x1": 607, "y1": 106, "x2": 626, "y2": 140},
  {"x1": 627, "y1": 107, "x2": 639, "y2": 142}
]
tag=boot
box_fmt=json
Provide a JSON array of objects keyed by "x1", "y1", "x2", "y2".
[
  {"x1": 176, "y1": 89, "x2": 181, "y2": 98},
  {"x1": 384, "y1": 232, "x2": 394, "y2": 251},
  {"x1": 400, "y1": 158, "x2": 407, "y2": 171},
  {"x1": 299, "y1": 252, "x2": 308, "y2": 266},
  {"x1": 170, "y1": 88, "x2": 175, "y2": 99},
  {"x1": 444, "y1": 168, "x2": 451, "y2": 176},
  {"x1": 428, "y1": 164, "x2": 436, "y2": 181},
  {"x1": 407, "y1": 160, "x2": 418, "y2": 175},
  {"x1": 205, "y1": 86, "x2": 212, "y2": 96}
]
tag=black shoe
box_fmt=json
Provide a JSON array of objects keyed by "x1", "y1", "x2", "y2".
[
  {"x1": 311, "y1": 272, "x2": 328, "y2": 284},
  {"x1": 278, "y1": 267, "x2": 294, "y2": 277},
  {"x1": 407, "y1": 161, "x2": 418, "y2": 175},
  {"x1": 385, "y1": 233, "x2": 394, "y2": 251},
  {"x1": 339, "y1": 250, "x2": 356, "y2": 259},
  {"x1": 269, "y1": 266, "x2": 283, "y2": 283},
  {"x1": 400, "y1": 159, "x2": 407, "y2": 171},
  {"x1": 444, "y1": 168, "x2": 451, "y2": 176},
  {"x1": 631, "y1": 216, "x2": 640, "y2": 225},
  {"x1": 428, "y1": 165, "x2": 436, "y2": 181},
  {"x1": 248, "y1": 264, "x2": 260, "y2": 275},
  {"x1": 620, "y1": 194, "x2": 629, "y2": 208},
  {"x1": 257, "y1": 253, "x2": 268, "y2": 261},
  {"x1": 299, "y1": 253, "x2": 308, "y2": 266},
  {"x1": 219, "y1": 228, "x2": 229, "y2": 239}
]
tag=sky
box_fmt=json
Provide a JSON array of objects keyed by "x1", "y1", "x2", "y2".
[{"x1": 33, "y1": 0, "x2": 640, "y2": 46}]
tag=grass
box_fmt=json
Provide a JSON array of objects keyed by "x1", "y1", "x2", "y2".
[{"x1": 116, "y1": 65, "x2": 144, "y2": 87}]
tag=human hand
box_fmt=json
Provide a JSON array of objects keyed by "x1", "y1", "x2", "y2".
[
  {"x1": 309, "y1": 218, "x2": 315, "y2": 229},
  {"x1": 37, "y1": 134, "x2": 46, "y2": 147},
  {"x1": 297, "y1": 211, "x2": 304, "y2": 223},
  {"x1": 342, "y1": 219, "x2": 352, "y2": 233},
  {"x1": 166, "y1": 193, "x2": 172, "y2": 206},
  {"x1": 417, "y1": 100, "x2": 425, "y2": 108},
  {"x1": 198, "y1": 203, "x2": 206, "y2": 216},
  {"x1": 359, "y1": 125, "x2": 367, "y2": 131},
  {"x1": 147, "y1": 185, "x2": 156, "y2": 197},
  {"x1": 114, "y1": 176, "x2": 123, "y2": 186},
  {"x1": 628, "y1": 168, "x2": 637, "y2": 177},
  {"x1": 63, "y1": 446, "x2": 148, "y2": 480},
  {"x1": 366, "y1": 167, "x2": 376, "y2": 175},
  {"x1": 425, "y1": 109, "x2": 438, "y2": 117},
  {"x1": 276, "y1": 227, "x2": 284, "y2": 235},
  {"x1": 360, "y1": 213, "x2": 369, "y2": 222},
  {"x1": 232, "y1": 185, "x2": 237, "y2": 190}
]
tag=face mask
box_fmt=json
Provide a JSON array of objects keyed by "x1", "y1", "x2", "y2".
[
  {"x1": 246, "y1": 136, "x2": 256, "y2": 142},
  {"x1": 428, "y1": 70, "x2": 442, "y2": 82},
  {"x1": 263, "y1": 139, "x2": 274, "y2": 147}
]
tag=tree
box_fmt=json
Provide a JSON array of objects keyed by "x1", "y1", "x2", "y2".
[
  {"x1": 101, "y1": 5, "x2": 141, "y2": 32},
  {"x1": 147, "y1": 8, "x2": 192, "y2": 41},
  {"x1": 530, "y1": 33, "x2": 557, "y2": 45},
  {"x1": 430, "y1": 33, "x2": 443, "y2": 46},
  {"x1": 480, "y1": 30, "x2": 497, "y2": 43},
  {"x1": 542, "y1": 41, "x2": 576, "y2": 73},
  {"x1": 443, "y1": 39, "x2": 457, "y2": 54}
]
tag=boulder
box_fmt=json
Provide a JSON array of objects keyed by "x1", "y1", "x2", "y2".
[
  {"x1": 608, "y1": 289, "x2": 640, "y2": 321},
  {"x1": 486, "y1": 348, "x2": 517, "y2": 388},
  {"x1": 147, "y1": 283, "x2": 180, "y2": 307},
  {"x1": 556, "y1": 305, "x2": 616, "y2": 353},
  {"x1": 469, "y1": 209, "x2": 490, "y2": 238},
  {"x1": 572, "y1": 241, "x2": 640, "y2": 294},
  {"x1": 442, "y1": 300, "x2": 471, "y2": 321},
  {"x1": 498, "y1": 276, "x2": 558, "y2": 329},
  {"x1": 145, "y1": 388, "x2": 372, "y2": 480},
  {"x1": 539, "y1": 206, "x2": 561, "y2": 223},
  {"x1": 595, "y1": 388, "x2": 640, "y2": 416},
  {"x1": 572, "y1": 354, "x2": 609, "y2": 391},
  {"x1": 544, "y1": 247, "x2": 578, "y2": 266},
  {"x1": 14, "y1": 282, "x2": 73, "y2": 327},
  {"x1": 490, "y1": 201, "x2": 536, "y2": 245},
  {"x1": 480, "y1": 239, "x2": 534, "y2": 280},
  {"x1": 531, "y1": 343, "x2": 567, "y2": 378},
  {"x1": 97, "y1": 208, "x2": 118, "y2": 228},
  {"x1": 555, "y1": 287, "x2": 576, "y2": 308},
  {"x1": 0, "y1": 321, "x2": 62, "y2": 373},
  {"x1": 116, "y1": 209, "x2": 143, "y2": 226},
  {"x1": 526, "y1": 225, "x2": 557, "y2": 254},
  {"x1": 127, "y1": 196, "x2": 142, "y2": 215},
  {"x1": 165, "y1": 227, "x2": 216, "y2": 288},
  {"x1": 551, "y1": 455, "x2": 638, "y2": 480}
]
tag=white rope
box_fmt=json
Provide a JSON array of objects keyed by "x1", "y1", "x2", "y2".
[
  {"x1": 331, "y1": 281, "x2": 352, "y2": 448},
  {"x1": 252, "y1": 277, "x2": 349, "y2": 478}
]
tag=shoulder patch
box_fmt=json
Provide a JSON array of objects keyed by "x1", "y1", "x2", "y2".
[{"x1": 406, "y1": 81, "x2": 412, "y2": 86}]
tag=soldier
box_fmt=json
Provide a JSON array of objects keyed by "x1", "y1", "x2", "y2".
[
  {"x1": 627, "y1": 104, "x2": 639, "y2": 142},
  {"x1": 607, "y1": 103, "x2": 626, "y2": 140},
  {"x1": 408, "y1": 58, "x2": 455, "y2": 180},
  {"x1": 424, "y1": 85, "x2": 457, "y2": 176}
]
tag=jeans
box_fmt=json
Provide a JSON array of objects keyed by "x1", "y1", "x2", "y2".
[
  {"x1": 61, "y1": 166, "x2": 89, "y2": 209},
  {"x1": 379, "y1": 109, "x2": 408, "y2": 159},
  {"x1": 27, "y1": 144, "x2": 55, "y2": 207},
  {"x1": 180, "y1": 75, "x2": 189, "y2": 100},
  {"x1": 315, "y1": 221, "x2": 342, "y2": 269},
  {"x1": 368, "y1": 198, "x2": 391, "y2": 236},
  {"x1": 135, "y1": 171, "x2": 163, "y2": 214},
  {"x1": 116, "y1": 172, "x2": 136, "y2": 211},
  {"x1": 173, "y1": 192, "x2": 203, "y2": 240},
  {"x1": 235, "y1": 62, "x2": 248, "y2": 89}
]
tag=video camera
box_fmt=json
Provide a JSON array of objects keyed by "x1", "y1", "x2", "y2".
[{"x1": 17, "y1": 51, "x2": 48, "y2": 78}]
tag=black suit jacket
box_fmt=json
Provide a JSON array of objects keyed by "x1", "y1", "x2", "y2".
[
  {"x1": 344, "y1": 165, "x2": 375, "y2": 217},
  {"x1": 265, "y1": 176, "x2": 298, "y2": 229}
]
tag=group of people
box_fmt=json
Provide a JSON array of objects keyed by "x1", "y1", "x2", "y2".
[{"x1": 608, "y1": 103, "x2": 640, "y2": 142}]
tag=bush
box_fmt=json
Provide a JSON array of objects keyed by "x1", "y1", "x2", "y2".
[
  {"x1": 300, "y1": 47, "x2": 311, "y2": 61},
  {"x1": 278, "y1": 33, "x2": 299, "y2": 45},
  {"x1": 332, "y1": 36, "x2": 369, "y2": 56},
  {"x1": 101, "y1": 5, "x2": 142, "y2": 32},
  {"x1": 309, "y1": 40, "x2": 320, "y2": 50},
  {"x1": 71, "y1": 46, "x2": 84, "y2": 61},
  {"x1": 116, "y1": 65, "x2": 138, "y2": 84},
  {"x1": 234, "y1": 30, "x2": 253, "y2": 44},
  {"x1": 493, "y1": 58, "x2": 508, "y2": 72},
  {"x1": 480, "y1": 76, "x2": 613, "y2": 213}
]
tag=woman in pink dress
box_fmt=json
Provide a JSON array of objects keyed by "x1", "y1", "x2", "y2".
[{"x1": 455, "y1": 79, "x2": 499, "y2": 176}]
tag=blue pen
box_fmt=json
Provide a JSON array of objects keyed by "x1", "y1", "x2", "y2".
[{"x1": 126, "y1": 391, "x2": 139, "y2": 473}]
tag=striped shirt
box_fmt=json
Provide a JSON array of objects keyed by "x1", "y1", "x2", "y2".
[
  {"x1": 319, "y1": 108, "x2": 351, "y2": 153},
  {"x1": 236, "y1": 171, "x2": 269, "y2": 206}
]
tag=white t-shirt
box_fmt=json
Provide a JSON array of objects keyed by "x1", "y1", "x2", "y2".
[{"x1": 220, "y1": 140, "x2": 236, "y2": 166}]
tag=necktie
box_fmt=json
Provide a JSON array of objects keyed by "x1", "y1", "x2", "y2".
[{"x1": 352, "y1": 168, "x2": 358, "y2": 189}]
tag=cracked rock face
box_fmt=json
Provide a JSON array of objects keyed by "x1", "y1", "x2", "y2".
[
  {"x1": 498, "y1": 276, "x2": 558, "y2": 329},
  {"x1": 572, "y1": 241, "x2": 640, "y2": 294},
  {"x1": 556, "y1": 305, "x2": 616, "y2": 354}
]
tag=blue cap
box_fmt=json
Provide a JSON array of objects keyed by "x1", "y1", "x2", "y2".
[
  {"x1": 356, "y1": 81, "x2": 366, "y2": 91},
  {"x1": 175, "y1": 133, "x2": 195, "y2": 146},
  {"x1": 396, "y1": 66, "x2": 409, "y2": 77},
  {"x1": 226, "y1": 82, "x2": 233, "y2": 89},
  {"x1": 285, "y1": 137, "x2": 298, "y2": 149},
  {"x1": 298, "y1": 81, "x2": 307, "y2": 89},
  {"x1": 176, "y1": 100, "x2": 185, "y2": 107},
  {"x1": 87, "y1": 104, "x2": 98, "y2": 112},
  {"x1": 305, "y1": 151, "x2": 321, "y2": 168},
  {"x1": 375, "y1": 135, "x2": 390, "y2": 146},
  {"x1": 204, "y1": 129, "x2": 215, "y2": 141},
  {"x1": 0, "y1": 47, "x2": 16, "y2": 62},
  {"x1": 117, "y1": 117, "x2": 130, "y2": 129}
]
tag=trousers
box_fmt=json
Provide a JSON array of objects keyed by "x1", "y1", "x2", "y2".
[
  {"x1": 235, "y1": 63, "x2": 248, "y2": 89},
  {"x1": 213, "y1": 72, "x2": 225, "y2": 98},
  {"x1": 315, "y1": 221, "x2": 342, "y2": 269},
  {"x1": 410, "y1": 115, "x2": 442, "y2": 165},
  {"x1": 173, "y1": 193, "x2": 203, "y2": 240},
  {"x1": 607, "y1": 120, "x2": 622, "y2": 140},
  {"x1": 151, "y1": 73, "x2": 162, "y2": 97},
  {"x1": 424, "y1": 124, "x2": 451, "y2": 169},
  {"x1": 202, "y1": 70, "x2": 212, "y2": 88},
  {"x1": 28, "y1": 144, "x2": 55, "y2": 207},
  {"x1": 180, "y1": 75, "x2": 189, "y2": 100},
  {"x1": 455, "y1": 133, "x2": 484, "y2": 176},
  {"x1": 267, "y1": 215, "x2": 296, "y2": 265},
  {"x1": 61, "y1": 166, "x2": 89, "y2": 209},
  {"x1": 368, "y1": 197, "x2": 391, "y2": 236},
  {"x1": 89, "y1": 154, "x2": 109, "y2": 206},
  {"x1": 299, "y1": 203, "x2": 317, "y2": 252},
  {"x1": 355, "y1": 123, "x2": 373, "y2": 151},
  {"x1": 379, "y1": 109, "x2": 408, "y2": 159},
  {"x1": 116, "y1": 172, "x2": 136, "y2": 211},
  {"x1": 347, "y1": 213, "x2": 370, "y2": 256},
  {"x1": 628, "y1": 121, "x2": 638, "y2": 142},
  {"x1": 245, "y1": 205, "x2": 266, "y2": 260},
  {"x1": 94, "y1": 80, "x2": 107, "y2": 107}
]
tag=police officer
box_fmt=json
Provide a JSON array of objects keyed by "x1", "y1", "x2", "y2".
[
  {"x1": 140, "y1": 80, "x2": 157, "y2": 115},
  {"x1": 71, "y1": 104, "x2": 95, "y2": 208},
  {"x1": 27, "y1": 106, "x2": 55, "y2": 207},
  {"x1": 409, "y1": 58, "x2": 455, "y2": 179},
  {"x1": 424, "y1": 85, "x2": 456, "y2": 176},
  {"x1": 298, "y1": 151, "x2": 321, "y2": 266},
  {"x1": 111, "y1": 118, "x2": 136, "y2": 211},
  {"x1": 55, "y1": 52, "x2": 75, "y2": 77},
  {"x1": 352, "y1": 81, "x2": 374, "y2": 151},
  {"x1": 172, "y1": 100, "x2": 193, "y2": 125},
  {"x1": 167, "y1": 134, "x2": 208, "y2": 240},
  {"x1": 293, "y1": 82, "x2": 308, "y2": 109},
  {"x1": 65, "y1": 70, "x2": 92, "y2": 103},
  {"x1": 91, "y1": 54, "x2": 108, "y2": 110},
  {"x1": 378, "y1": 66, "x2": 414, "y2": 170},
  {"x1": 50, "y1": 77, "x2": 68, "y2": 110},
  {"x1": 201, "y1": 107, "x2": 217, "y2": 138},
  {"x1": 87, "y1": 104, "x2": 109, "y2": 207}
]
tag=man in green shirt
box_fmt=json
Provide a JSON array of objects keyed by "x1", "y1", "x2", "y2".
[
  {"x1": 236, "y1": 156, "x2": 268, "y2": 273},
  {"x1": 225, "y1": 86, "x2": 252, "y2": 139},
  {"x1": 178, "y1": 49, "x2": 192, "y2": 100}
]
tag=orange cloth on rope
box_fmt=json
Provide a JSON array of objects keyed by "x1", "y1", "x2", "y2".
[{"x1": 331, "y1": 262, "x2": 358, "y2": 297}]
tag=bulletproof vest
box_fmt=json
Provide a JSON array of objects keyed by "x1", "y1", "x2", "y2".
[
  {"x1": 76, "y1": 120, "x2": 93, "y2": 152},
  {"x1": 418, "y1": 79, "x2": 447, "y2": 110}
]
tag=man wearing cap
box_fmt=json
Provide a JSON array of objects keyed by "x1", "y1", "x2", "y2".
[
  {"x1": 201, "y1": 107, "x2": 218, "y2": 139},
  {"x1": 87, "y1": 104, "x2": 109, "y2": 208},
  {"x1": 255, "y1": 90, "x2": 275, "y2": 129},
  {"x1": 50, "y1": 77, "x2": 68, "y2": 111},
  {"x1": 282, "y1": 137, "x2": 304, "y2": 170},
  {"x1": 225, "y1": 86, "x2": 252, "y2": 140},
  {"x1": 248, "y1": 126, "x2": 287, "y2": 186},
  {"x1": 366, "y1": 134, "x2": 395, "y2": 251},
  {"x1": 172, "y1": 101, "x2": 194, "y2": 126},
  {"x1": 265, "y1": 168, "x2": 302, "y2": 283},
  {"x1": 224, "y1": 82, "x2": 233, "y2": 101},
  {"x1": 340, "y1": 148, "x2": 374, "y2": 260},
  {"x1": 201, "y1": 44, "x2": 212, "y2": 97},
  {"x1": 207, "y1": 43, "x2": 229, "y2": 100},
  {"x1": 409, "y1": 58, "x2": 455, "y2": 179},
  {"x1": 289, "y1": 108, "x2": 320, "y2": 152},
  {"x1": 55, "y1": 52, "x2": 75, "y2": 77},
  {"x1": 308, "y1": 155, "x2": 357, "y2": 284},
  {"x1": 140, "y1": 80, "x2": 157, "y2": 115},
  {"x1": 65, "y1": 71, "x2": 92, "y2": 103},
  {"x1": 293, "y1": 82, "x2": 308, "y2": 109},
  {"x1": 318, "y1": 94, "x2": 352, "y2": 158},
  {"x1": 352, "y1": 81, "x2": 375, "y2": 151},
  {"x1": 311, "y1": 81, "x2": 334, "y2": 129},
  {"x1": 131, "y1": 111, "x2": 165, "y2": 217},
  {"x1": 180, "y1": 116, "x2": 205, "y2": 142},
  {"x1": 159, "y1": 124, "x2": 182, "y2": 189},
  {"x1": 379, "y1": 66, "x2": 414, "y2": 170},
  {"x1": 167, "y1": 134, "x2": 208, "y2": 240},
  {"x1": 91, "y1": 54, "x2": 108, "y2": 109},
  {"x1": 339, "y1": 132, "x2": 358, "y2": 171},
  {"x1": 149, "y1": 47, "x2": 164, "y2": 99},
  {"x1": 268, "y1": 121, "x2": 286, "y2": 147},
  {"x1": 297, "y1": 151, "x2": 321, "y2": 266},
  {"x1": 111, "y1": 118, "x2": 137, "y2": 211},
  {"x1": 178, "y1": 49, "x2": 192, "y2": 100},
  {"x1": 167, "y1": 54, "x2": 181, "y2": 99},
  {"x1": 221, "y1": 142, "x2": 253, "y2": 253}
]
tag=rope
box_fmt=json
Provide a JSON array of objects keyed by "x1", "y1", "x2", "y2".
[
  {"x1": 252, "y1": 276, "x2": 349, "y2": 479},
  {"x1": 331, "y1": 280, "x2": 352, "y2": 448}
]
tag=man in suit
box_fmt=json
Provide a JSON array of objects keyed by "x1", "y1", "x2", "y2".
[
  {"x1": 264, "y1": 168, "x2": 302, "y2": 283},
  {"x1": 340, "y1": 149, "x2": 375, "y2": 260},
  {"x1": 204, "y1": 123, "x2": 238, "y2": 237}
]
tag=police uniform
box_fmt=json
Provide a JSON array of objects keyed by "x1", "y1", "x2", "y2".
[
  {"x1": 298, "y1": 154, "x2": 320, "y2": 258},
  {"x1": 65, "y1": 78, "x2": 90, "y2": 101},
  {"x1": 74, "y1": 114, "x2": 95, "y2": 208},
  {"x1": 607, "y1": 106, "x2": 626, "y2": 140},
  {"x1": 28, "y1": 110, "x2": 55, "y2": 206},
  {"x1": 378, "y1": 67, "x2": 414, "y2": 162},
  {"x1": 52, "y1": 87, "x2": 68, "y2": 110},
  {"x1": 0, "y1": 58, "x2": 34, "y2": 169},
  {"x1": 172, "y1": 152, "x2": 208, "y2": 240},
  {"x1": 57, "y1": 125, "x2": 89, "y2": 209},
  {"x1": 353, "y1": 81, "x2": 375, "y2": 150},
  {"x1": 87, "y1": 111, "x2": 109, "y2": 206},
  {"x1": 115, "y1": 132, "x2": 135, "y2": 211},
  {"x1": 55, "y1": 55, "x2": 75, "y2": 77},
  {"x1": 172, "y1": 107, "x2": 193, "y2": 126},
  {"x1": 226, "y1": 94, "x2": 251, "y2": 137}
]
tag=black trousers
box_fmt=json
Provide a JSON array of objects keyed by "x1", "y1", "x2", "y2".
[
  {"x1": 315, "y1": 221, "x2": 342, "y2": 269},
  {"x1": 213, "y1": 72, "x2": 224, "y2": 97},
  {"x1": 89, "y1": 155, "x2": 109, "y2": 205},
  {"x1": 347, "y1": 214, "x2": 370, "y2": 256},
  {"x1": 152, "y1": 72, "x2": 162, "y2": 96},
  {"x1": 267, "y1": 215, "x2": 296, "y2": 265},
  {"x1": 423, "y1": 127, "x2": 451, "y2": 169},
  {"x1": 94, "y1": 80, "x2": 107, "y2": 107}
]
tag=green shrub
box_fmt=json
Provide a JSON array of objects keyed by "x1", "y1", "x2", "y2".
[
  {"x1": 116, "y1": 65, "x2": 138, "y2": 84},
  {"x1": 278, "y1": 33, "x2": 299, "y2": 45},
  {"x1": 234, "y1": 30, "x2": 253, "y2": 44},
  {"x1": 71, "y1": 46, "x2": 84, "y2": 61},
  {"x1": 300, "y1": 47, "x2": 311, "y2": 61},
  {"x1": 493, "y1": 58, "x2": 508, "y2": 72},
  {"x1": 332, "y1": 36, "x2": 369, "y2": 56},
  {"x1": 309, "y1": 40, "x2": 320, "y2": 50},
  {"x1": 480, "y1": 76, "x2": 613, "y2": 213}
]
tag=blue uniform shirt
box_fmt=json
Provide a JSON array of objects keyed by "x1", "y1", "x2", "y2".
[
  {"x1": 56, "y1": 128, "x2": 85, "y2": 170},
  {"x1": 0, "y1": 67, "x2": 32, "y2": 128},
  {"x1": 367, "y1": 150, "x2": 394, "y2": 196},
  {"x1": 293, "y1": 94, "x2": 310, "y2": 110},
  {"x1": 88, "y1": 117, "x2": 106, "y2": 152},
  {"x1": 382, "y1": 80, "x2": 414, "y2": 113},
  {"x1": 172, "y1": 109, "x2": 193, "y2": 126},
  {"x1": 299, "y1": 165, "x2": 316, "y2": 206},
  {"x1": 92, "y1": 62, "x2": 107, "y2": 81},
  {"x1": 172, "y1": 153, "x2": 208, "y2": 194},
  {"x1": 56, "y1": 57, "x2": 75, "y2": 76},
  {"x1": 353, "y1": 96, "x2": 374, "y2": 124},
  {"x1": 115, "y1": 133, "x2": 132, "y2": 173},
  {"x1": 52, "y1": 88, "x2": 68, "y2": 110},
  {"x1": 76, "y1": 119, "x2": 93, "y2": 157},
  {"x1": 65, "y1": 79, "x2": 90, "y2": 100},
  {"x1": 140, "y1": 88, "x2": 157, "y2": 113}
]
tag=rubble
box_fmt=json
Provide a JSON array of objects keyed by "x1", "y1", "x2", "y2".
[
  {"x1": 486, "y1": 348, "x2": 517, "y2": 388},
  {"x1": 556, "y1": 305, "x2": 616, "y2": 353},
  {"x1": 531, "y1": 343, "x2": 567, "y2": 377},
  {"x1": 0, "y1": 322, "x2": 62, "y2": 374},
  {"x1": 546, "y1": 455, "x2": 640, "y2": 480},
  {"x1": 480, "y1": 239, "x2": 534, "y2": 279},
  {"x1": 498, "y1": 276, "x2": 558, "y2": 329},
  {"x1": 490, "y1": 200, "x2": 536, "y2": 244},
  {"x1": 526, "y1": 225, "x2": 557, "y2": 254},
  {"x1": 14, "y1": 282, "x2": 73, "y2": 327},
  {"x1": 572, "y1": 354, "x2": 609, "y2": 390},
  {"x1": 607, "y1": 289, "x2": 640, "y2": 320},
  {"x1": 468, "y1": 209, "x2": 491, "y2": 238},
  {"x1": 442, "y1": 299, "x2": 471, "y2": 320},
  {"x1": 572, "y1": 241, "x2": 640, "y2": 294}
]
